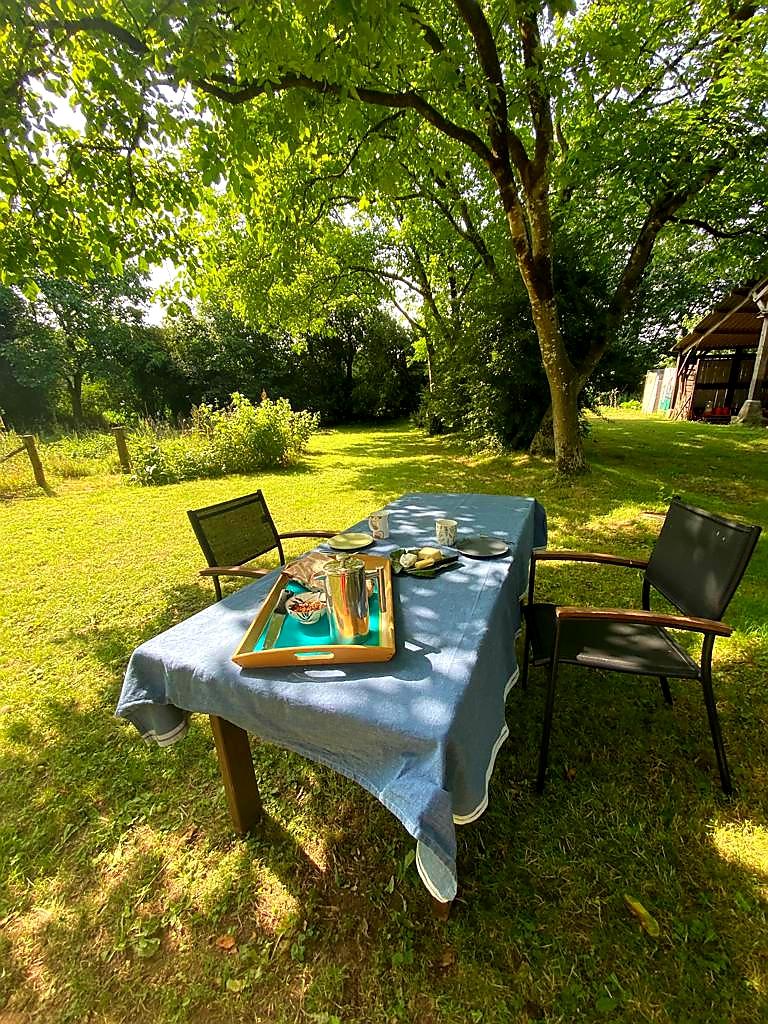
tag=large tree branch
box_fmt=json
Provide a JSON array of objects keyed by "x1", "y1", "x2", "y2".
[
  {"x1": 396, "y1": 162, "x2": 502, "y2": 283},
  {"x1": 406, "y1": 245, "x2": 451, "y2": 340},
  {"x1": 454, "y1": 0, "x2": 513, "y2": 169},
  {"x1": 303, "y1": 111, "x2": 406, "y2": 196},
  {"x1": 516, "y1": 9, "x2": 554, "y2": 183},
  {"x1": 400, "y1": 2, "x2": 446, "y2": 53},
  {"x1": 197, "y1": 74, "x2": 496, "y2": 167},
  {"x1": 458, "y1": 199, "x2": 501, "y2": 283},
  {"x1": 53, "y1": 15, "x2": 149, "y2": 55},
  {"x1": 346, "y1": 262, "x2": 448, "y2": 342},
  {"x1": 390, "y1": 295, "x2": 429, "y2": 336},
  {"x1": 456, "y1": 258, "x2": 481, "y2": 301},
  {"x1": 669, "y1": 215, "x2": 767, "y2": 240},
  {"x1": 348, "y1": 264, "x2": 421, "y2": 294},
  {"x1": 50, "y1": 14, "x2": 496, "y2": 168},
  {"x1": 576, "y1": 163, "x2": 725, "y2": 386}
]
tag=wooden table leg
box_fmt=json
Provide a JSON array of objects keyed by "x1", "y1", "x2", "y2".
[
  {"x1": 431, "y1": 896, "x2": 453, "y2": 921},
  {"x1": 209, "y1": 715, "x2": 262, "y2": 835}
]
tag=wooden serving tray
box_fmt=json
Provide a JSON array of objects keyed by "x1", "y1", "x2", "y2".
[{"x1": 232, "y1": 553, "x2": 396, "y2": 669}]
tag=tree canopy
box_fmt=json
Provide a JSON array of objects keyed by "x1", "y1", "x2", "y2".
[{"x1": 2, "y1": 1, "x2": 767, "y2": 469}]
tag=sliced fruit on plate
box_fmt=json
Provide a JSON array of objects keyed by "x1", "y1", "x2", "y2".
[{"x1": 389, "y1": 548, "x2": 460, "y2": 578}]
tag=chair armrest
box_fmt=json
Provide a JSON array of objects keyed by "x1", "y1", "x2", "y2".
[
  {"x1": 199, "y1": 566, "x2": 270, "y2": 579},
  {"x1": 534, "y1": 550, "x2": 649, "y2": 569},
  {"x1": 278, "y1": 531, "x2": 339, "y2": 540},
  {"x1": 556, "y1": 606, "x2": 732, "y2": 637}
]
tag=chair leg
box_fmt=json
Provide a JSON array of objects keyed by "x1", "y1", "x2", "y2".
[
  {"x1": 536, "y1": 658, "x2": 559, "y2": 794},
  {"x1": 659, "y1": 675, "x2": 673, "y2": 705},
  {"x1": 521, "y1": 613, "x2": 532, "y2": 691},
  {"x1": 700, "y1": 661, "x2": 733, "y2": 795},
  {"x1": 213, "y1": 575, "x2": 223, "y2": 602}
]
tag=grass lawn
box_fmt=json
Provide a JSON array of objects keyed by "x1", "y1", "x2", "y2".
[{"x1": 1, "y1": 411, "x2": 767, "y2": 1024}]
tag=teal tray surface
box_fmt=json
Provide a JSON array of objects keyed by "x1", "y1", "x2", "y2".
[{"x1": 253, "y1": 582, "x2": 382, "y2": 652}]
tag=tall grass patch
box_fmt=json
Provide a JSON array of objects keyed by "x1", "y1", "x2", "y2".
[
  {"x1": 42, "y1": 433, "x2": 118, "y2": 478},
  {"x1": 1, "y1": 431, "x2": 119, "y2": 499},
  {"x1": 0, "y1": 431, "x2": 38, "y2": 499}
]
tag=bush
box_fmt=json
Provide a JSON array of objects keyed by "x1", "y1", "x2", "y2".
[{"x1": 129, "y1": 394, "x2": 319, "y2": 485}]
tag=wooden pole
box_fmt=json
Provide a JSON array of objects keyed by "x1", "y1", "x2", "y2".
[
  {"x1": 21, "y1": 434, "x2": 48, "y2": 490},
  {"x1": 112, "y1": 425, "x2": 131, "y2": 472},
  {"x1": 745, "y1": 310, "x2": 768, "y2": 405},
  {"x1": 736, "y1": 295, "x2": 768, "y2": 425}
]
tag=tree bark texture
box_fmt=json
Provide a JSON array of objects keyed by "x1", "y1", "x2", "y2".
[{"x1": 68, "y1": 372, "x2": 84, "y2": 423}]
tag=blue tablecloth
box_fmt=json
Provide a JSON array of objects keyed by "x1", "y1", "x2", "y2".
[{"x1": 116, "y1": 493, "x2": 547, "y2": 901}]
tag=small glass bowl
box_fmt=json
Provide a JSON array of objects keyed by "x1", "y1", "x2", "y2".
[{"x1": 285, "y1": 592, "x2": 327, "y2": 625}]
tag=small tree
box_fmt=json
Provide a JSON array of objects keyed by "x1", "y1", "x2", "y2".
[{"x1": 34, "y1": 273, "x2": 148, "y2": 422}]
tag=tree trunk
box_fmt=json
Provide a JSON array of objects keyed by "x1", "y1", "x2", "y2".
[
  {"x1": 550, "y1": 380, "x2": 584, "y2": 474},
  {"x1": 425, "y1": 336, "x2": 435, "y2": 391},
  {"x1": 67, "y1": 371, "x2": 84, "y2": 423},
  {"x1": 529, "y1": 407, "x2": 554, "y2": 456},
  {"x1": 522, "y1": 277, "x2": 587, "y2": 474},
  {"x1": 494, "y1": 167, "x2": 587, "y2": 474}
]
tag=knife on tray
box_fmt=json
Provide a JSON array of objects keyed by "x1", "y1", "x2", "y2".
[{"x1": 262, "y1": 587, "x2": 291, "y2": 650}]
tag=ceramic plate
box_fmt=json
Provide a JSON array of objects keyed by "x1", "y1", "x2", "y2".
[
  {"x1": 455, "y1": 536, "x2": 509, "y2": 559},
  {"x1": 327, "y1": 532, "x2": 375, "y2": 551}
]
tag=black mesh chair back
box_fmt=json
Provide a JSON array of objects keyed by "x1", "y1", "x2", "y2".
[
  {"x1": 187, "y1": 490, "x2": 284, "y2": 571},
  {"x1": 646, "y1": 499, "x2": 761, "y2": 622}
]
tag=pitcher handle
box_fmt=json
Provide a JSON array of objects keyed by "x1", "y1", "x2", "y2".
[{"x1": 367, "y1": 566, "x2": 387, "y2": 613}]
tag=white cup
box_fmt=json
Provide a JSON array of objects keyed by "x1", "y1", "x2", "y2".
[
  {"x1": 368, "y1": 510, "x2": 390, "y2": 540},
  {"x1": 436, "y1": 518, "x2": 458, "y2": 546}
]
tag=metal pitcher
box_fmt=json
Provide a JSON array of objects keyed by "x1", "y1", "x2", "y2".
[{"x1": 316, "y1": 555, "x2": 370, "y2": 644}]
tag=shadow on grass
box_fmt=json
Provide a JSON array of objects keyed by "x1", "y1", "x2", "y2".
[
  {"x1": 4, "y1": 644, "x2": 768, "y2": 1022},
  {"x1": 3, "y1": 416, "x2": 768, "y2": 1022}
]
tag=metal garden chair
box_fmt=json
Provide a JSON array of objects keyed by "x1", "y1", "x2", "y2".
[
  {"x1": 187, "y1": 489, "x2": 338, "y2": 601},
  {"x1": 522, "y1": 498, "x2": 761, "y2": 795}
]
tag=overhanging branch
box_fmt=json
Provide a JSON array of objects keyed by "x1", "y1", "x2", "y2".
[
  {"x1": 48, "y1": 13, "x2": 496, "y2": 169},
  {"x1": 669, "y1": 215, "x2": 766, "y2": 240}
]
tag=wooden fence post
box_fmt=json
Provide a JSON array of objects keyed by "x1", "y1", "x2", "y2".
[
  {"x1": 21, "y1": 434, "x2": 48, "y2": 491},
  {"x1": 112, "y1": 425, "x2": 131, "y2": 472}
]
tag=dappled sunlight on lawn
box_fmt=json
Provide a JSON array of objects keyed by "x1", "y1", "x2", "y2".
[
  {"x1": 711, "y1": 821, "x2": 768, "y2": 888},
  {"x1": 2, "y1": 413, "x2": 768, "y2": 1023}
]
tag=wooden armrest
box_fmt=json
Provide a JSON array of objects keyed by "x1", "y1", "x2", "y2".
[
  {"x1": 555, "y1": 606, "x2": 732, "y2": 637},
  {"x1": 199, "y1": 566, "x2": 270, "y2": 579},
  {"x1": 278, "y1": 530, "x2": 339, "y2": 539},
  {"x1": 534, "y1": 550, "x2": 648, "y2": 570}
]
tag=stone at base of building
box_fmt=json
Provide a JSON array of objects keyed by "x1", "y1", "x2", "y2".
[{"x1": 732, "y1": 400, "x2": 767, "y2": 426}]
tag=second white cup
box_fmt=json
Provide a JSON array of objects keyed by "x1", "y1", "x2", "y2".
[
  {"x1": 436, "y1": 518, "x2": 458, "y2": 546},
  {"x1": 368, "y1": 510, "x2": 390, "y2": 539}
]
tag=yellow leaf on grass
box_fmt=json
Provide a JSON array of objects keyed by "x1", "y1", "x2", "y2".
[{"x1": 623, "y1": 895, "x2": 660, "y2": 938}]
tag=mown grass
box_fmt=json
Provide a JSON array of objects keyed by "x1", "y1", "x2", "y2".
[{"x1": 1, "y1": 411, "x2": 767, "y2": 1024}]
